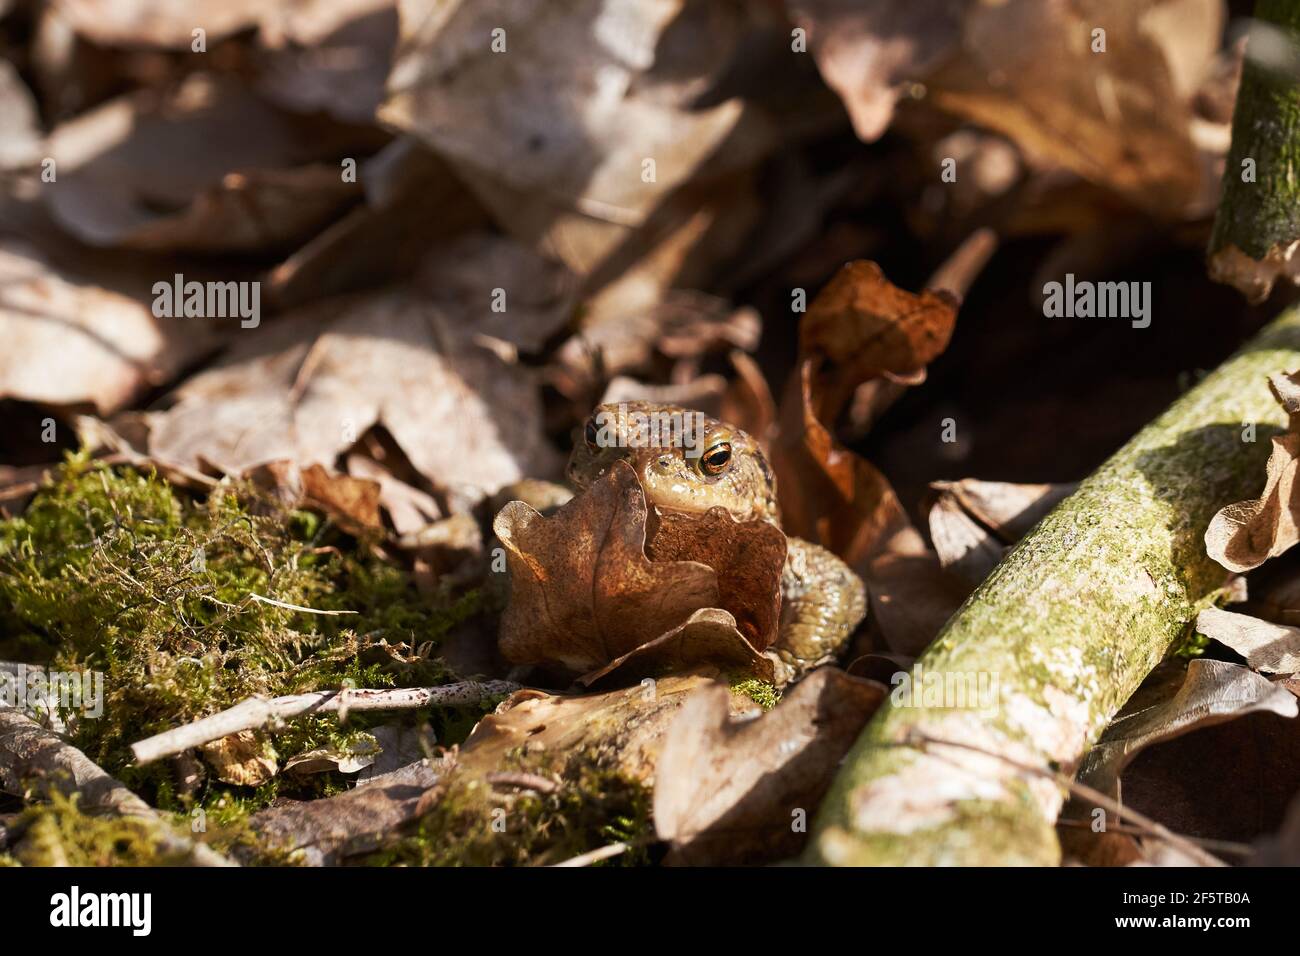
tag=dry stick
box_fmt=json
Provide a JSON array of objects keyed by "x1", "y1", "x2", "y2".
[
  {"x1": 808, "y1": 306, "x2": 1300, "y2": 865},
  {"x1": 131, "y1": 680, "x2": 522, "y2": 766},
  {"x1": 1056, "y1": 818, "x2": 1254, "y2": 859},
  {"x1": 0, "y1": 708, "x2": 233, "y2": 866}
]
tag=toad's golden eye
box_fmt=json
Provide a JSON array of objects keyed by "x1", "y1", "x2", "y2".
[
  {"x1": 700, "y1": 442, "x2": 732, "y2": 476},
  {"x1": 584, "y1": 418, "x2": 600, "y2": 448}
]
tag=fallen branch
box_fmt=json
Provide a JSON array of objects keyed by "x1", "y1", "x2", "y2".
[
  {"x1": 808, "y1": 306, "x2": 1300, "y2": 865},
  {"x1": 0, "y1": 708, "x2": 232, "y2": 866},
  {"x1": 131, "y1": 680, "x2": 522, "y2": 766},
  {"x1": 1209, "y1": 1, "x2": 1300, "y2": 302}
]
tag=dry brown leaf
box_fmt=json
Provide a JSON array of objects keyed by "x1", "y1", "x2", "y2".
[
  {"x1": 45, "y1": 75, "x2": 363, "y2": 252},
  {"x1": 380, "y1": 0, "x2": 764, "y2": 273},
  {"x1": 493, "y1": 461, "x2": 779, "y2": 683},
  {"x1": 199, "y1": 730, "x2": 278, "y2": 787},
  {"x1": 860, "y1": 551, "x2": 967, "y2": 657},
  {"x1": 0, "y1": 239, "x2": 214, "y2": 414},
  {"x1": 924, "y1": 0, "x2": 1223, "y2": 219},
  {"x1": 800, "y1": 260, "x2": 959, "y2": 417},
  {"x1": 787, "y1": 0, "x2": 967, "y2": 143},
  {"x1": 1078, "y1": 658, "x2": 1299, "y2": 797},
  {"x1": 142, "y1": 289, "x2": 559, "y2": 507},
  {"x1": 1205, "y1": 371, "x2": 1300, "y2": 573},
  {"x1": 653, "y1": 668, "x2": 884, "y2": 864},
  {"x1": 1196, "y1": 607, "x2": 1300, "y2": 676},
  {"x1": 773, "y1": 359, "x2": 922, "y2": 571}
]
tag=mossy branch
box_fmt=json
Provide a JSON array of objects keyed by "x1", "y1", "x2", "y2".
[
  {"x1": 1209, "y1": 0, "x2": 1300, "y2": 302},
  {"x1": 807, "y1": 306, "x2": 1300, "y2": 866},
  {"x1": 0, "y1": 708, "x2": 233, "y2": 866}
]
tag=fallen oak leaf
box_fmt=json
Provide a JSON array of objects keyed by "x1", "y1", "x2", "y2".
[
  {"x1": 1205, "y1": 371, "x2": 1300, "y2": 573},
  {"x1": 494, "y1": 461, "x2": 779, "y2": 682},
  {"x1": 653, "y1": 668, "x2": 885, "y2": 865}
]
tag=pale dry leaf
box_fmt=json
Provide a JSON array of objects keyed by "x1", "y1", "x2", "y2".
[
  {"x1": 653, "y1": 668, "x2": 885, "y2": 864},
  {"x1": 926, "y1": 491, "x2": 1004, "y2": 588},
  {"x1": 1196, "y1": 607, "x2": 1300, "y2": 676},
  {"x1": 0, "y1": 60, "x2": 42, "y2": 170},
  {"x1": 0, "y1": 239, "x2": 214, "y2": 414},
  {"x1": 380, "y1": 0, "x2": 757, "y2": 243},
  {"x1": 45, "y1": 74, "x2": 361, "y2": 252},
  {"x1": 787, "y1": 0, "x2": 967, "y2": 143},
  {"x1": 255, "y1": 0, "x2": 398, "y2": 124},
  {"x1": 931, "y1": 478, "x2": 1077, "y2": 541},
  {"x1": 144, "y1": 290, "x2": 559, "y2": 507},
  {"x1": 416, "y1": 231, "x2": 576, "y2": 353},
  {"x1": 1079, "y1": 658, "x2": 1298, "y2": 796},
  {"x1": 283, "y1": 734, "x2": 381, "y2": 777}
]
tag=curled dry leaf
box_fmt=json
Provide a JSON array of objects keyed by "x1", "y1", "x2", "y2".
[
  {"x1": 774, "y1": 359, "x2": 921, "y2": 571},
  {"x1": 1205, "y1": 371, "x2": 1300, "y2": 573},
  {"x1": 0, "y1": 239, "x2": 214, "y2": 415},
  {"x1": 493, "y1": 461, "x2": 781, "y2": 683},
  {"x1": 1196, "y1": 607, "x2": 1300, "y2": 676},
  {"x1": 199, "y1": 730, "x2": 278, "y2": 787},
  {"x1": 45, "y1": 75, "x2": 362, "y2": 253},
  {"x1": 1078, "y1": 658, "x2": 1298, "y2": 797},
  {"x1": 141, "y1": 290, "x2": 559, "y2": 507},
  {"x1": 653, "y1": 668, "x2": 885, "y2": 865},
  {"x1": 800, "y1": 260, "x2": 959, "y2": 418},
  {"x1": 283, "y1": 734, "x2": 381, "y2": 777}
]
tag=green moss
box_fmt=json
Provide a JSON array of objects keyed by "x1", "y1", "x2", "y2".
[
  {"x1": 12, "y1": 793, "x2": 191, "y2": 867},
  {"x1": 373, "y1": 751, "x2": 653, "y2": 867},
  {"x1": 0, "y1": 454, "x2": 479, "y2": 809},
  {"x1": 730, "y1": 676, "x2": 780, "y2": 711}
]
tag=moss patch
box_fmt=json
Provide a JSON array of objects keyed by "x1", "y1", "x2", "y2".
[
  {"x1": 0, "y1": 454, "x2": 480, "y2": 810},
  {"x1": 373, "y1": 751, "x2": 653, "y2": 867}
]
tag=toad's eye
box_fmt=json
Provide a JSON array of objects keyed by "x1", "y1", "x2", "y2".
[
  {"x1": 584, "y1": 418, "x2": 600, "y2": 448},
  {"x1": 700, "y1": 442, "x2": 732, "y2": 476}
]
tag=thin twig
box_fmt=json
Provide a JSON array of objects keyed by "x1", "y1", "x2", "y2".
[
  {"x1": 552, "y1": 842, "x2": 630, "y2": 868},
  {"x1": 1056, "y1": 817, "x2": 1254, "y2": 858},
  {"x1": 905, "y1": 730, "x2": 1226, "y2": 867},
  {"x1": 247, "y1": 592, "x2": 357, "y2": 615},
  {"x1": 131, "y1": 680, "x2": 522, "y2": 766}
]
